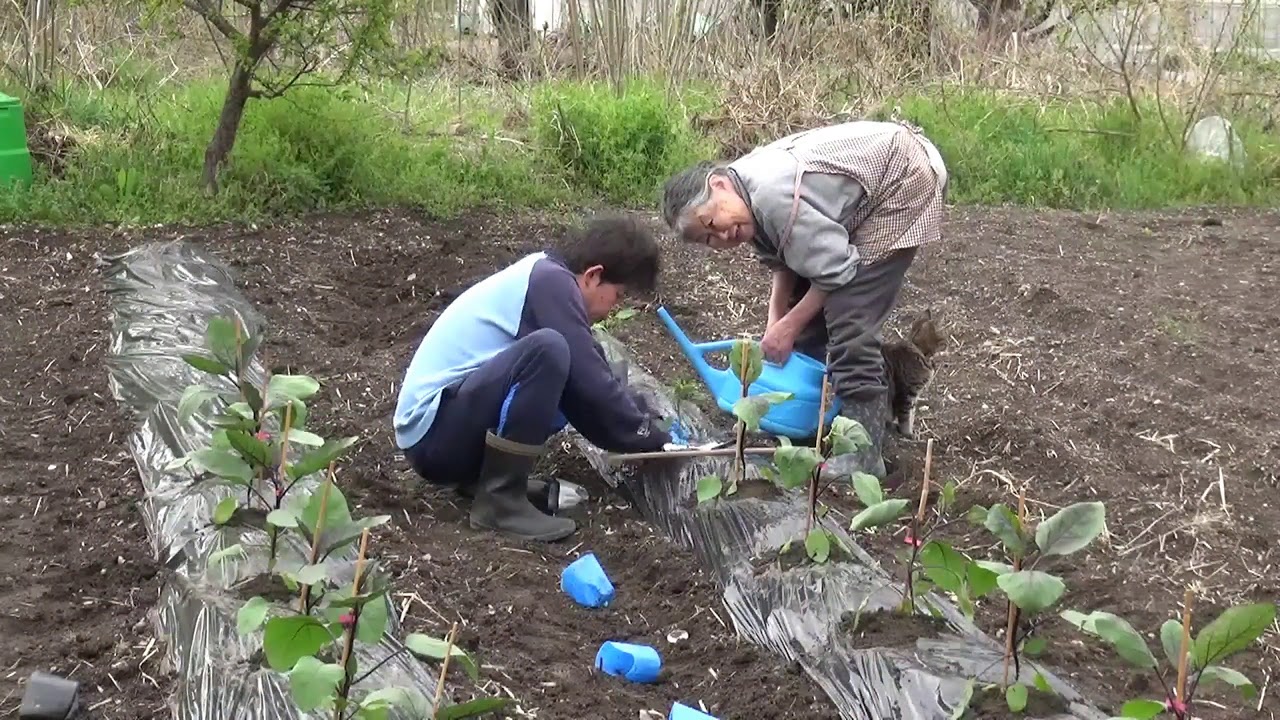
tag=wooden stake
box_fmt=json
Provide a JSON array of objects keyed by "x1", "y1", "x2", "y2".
[
  {"x1": 1176, "y1": 587, "x2": 1195, "y2": 706},
  {"x1": 1002, "y1": 487, "x2": 1028, "y2": 687},
  {"x1": 915, "y1": 439, "x2": 934, "y2": 526},
  {"x1": 297, "y1": 465, "x2": 335, "y2": 614},
  {"x1": 431, "y1": 621, "x2": 460, "y2": 718},
  {"x1": 336, "y1": 529, "x2": 371, "y2": 675},
  {"x1": 606, "y1": 446, "x2": 780, "y2": 464},
  {"x1": 807, "y1": 361, "x2": 833, "y2": 534}
]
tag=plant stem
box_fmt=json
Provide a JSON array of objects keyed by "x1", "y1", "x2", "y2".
[
  {"x1": 352, "y1": 647, "x2": 408, "y2": 688},
  {"x1": 915, "y1": 439, "x2": 933, "y2": 526},
  {"x1": 904, "y1": 440, "x2": 934, "y2": 614},
  {"x1": 808, "y1": 362, "x2": 832, "y2": 536},
  {"x1": 733, "y1": 345, "x2": 750, "y2": 488},
  {"x1": 267, "y1": 402, "x2": 295, "y2": 569},
  {"x1": 1002, "y1": 488, "x2": 1027, "y2": 688},
  {"x1": 1175, "y1": 587, "x2": 1194, "y2": 716},
  {"x1": 334, "y1": 529, "x2": 372, "y2": 720},
  {"x1": 431, "y1": 621, "x2": 460, "y2": 718},
  {"x1": 298, "y1": 466, "x2": 335, "y2": 615}
]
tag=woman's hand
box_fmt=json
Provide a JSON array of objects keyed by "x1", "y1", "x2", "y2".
[{"x1": 761, "y1": 317, "x2": 797, "y2": 364}]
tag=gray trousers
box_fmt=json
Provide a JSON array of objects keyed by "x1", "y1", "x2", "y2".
[{"x1": 789, "y1": 248, "x2": 917, "y2": 403}]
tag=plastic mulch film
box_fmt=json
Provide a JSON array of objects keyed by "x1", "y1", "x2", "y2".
[
  {"x1": 100, "y1": 241, "x2": 446, "y2": 720},
  {"x1": 572, "y1": 332, "x2": 1113, "y2": 720}
]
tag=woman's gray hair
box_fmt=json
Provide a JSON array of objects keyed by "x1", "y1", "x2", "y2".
[{"x1": 661, "y1": 160, "x2": 730, "y2": 241}]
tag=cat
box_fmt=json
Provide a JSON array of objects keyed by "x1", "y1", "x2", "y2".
[{"x1": 882, "y1": 309, "x2": 945, "y2": 439}]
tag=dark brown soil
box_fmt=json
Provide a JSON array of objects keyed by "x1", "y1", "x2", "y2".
[
  {"x1": 966, "y1": 682, "x2": 1071, "y2": 719},
  {"x1": 2, "y1": 203, "x2": 1277, "y2": 720},
  {"x1": 839, "y1": 607, "x2": 950, "y2": 649}
]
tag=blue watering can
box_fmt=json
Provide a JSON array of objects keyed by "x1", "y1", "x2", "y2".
[{"x1": 654, "y1": 306, "x2": 840, "y2": 440}]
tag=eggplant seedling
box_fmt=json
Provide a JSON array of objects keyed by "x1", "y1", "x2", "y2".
[
  {"x1": 1061, "y1": 591, "x2": 1275, "y2": 719},
  {"x1": 165, "y1": 315, "x2": 360, "y2": 568}
]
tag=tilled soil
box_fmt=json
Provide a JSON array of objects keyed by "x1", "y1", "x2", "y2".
[{"x1": 1, "y1": 203, "x2": 1276, "y2": 720}]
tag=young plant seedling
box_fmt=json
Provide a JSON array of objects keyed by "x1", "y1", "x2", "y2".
[
  {"x1": 1061, "y1": 589, "x2": 1275, "y2": 719},
  {"x1": 967, "y1": 490, "x2": 1108, "y2": 713},
  {"x1": 237, "y1": 519, "x2": 508, "y2": 719},
  {"x1": 693, "y1": 339, "x2": 791, "y2": 504},
  {"x1": 165, "y1": 315, "x2": 361, "y2": 569}
]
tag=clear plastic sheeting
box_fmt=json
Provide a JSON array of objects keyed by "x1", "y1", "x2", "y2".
[
  {"x1": 574, "y1": 332, "x2": 1113, "y2": 720},
  {"x1": 100, "y1": 241, "x2": 446, "y2": 720}
]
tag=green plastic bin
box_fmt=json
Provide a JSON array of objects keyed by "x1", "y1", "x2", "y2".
[{"x1": 0, "y1": 92, "x2": 33, "y2": 190}]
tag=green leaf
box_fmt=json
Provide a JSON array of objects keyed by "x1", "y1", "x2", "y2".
[
  {"x1": 966, "y1": 562, "x2": 1001, "y2": 599},
  {"x1": 263, "y1": 615, "x2": 339, "y2": 672},
  {"x1": 1032, "y1": 670, "x2": 1052, "y2": 691},
  {"x1": 208, "y1": 543, "x2": 245, "y2": 565},
  {"x1": 850, "y1": 498, "x2": 909, "y2": 531},
  {"x1": 325, "y1": 587, "x2": 388, "y2": 610},
  {"x1": 351, "y1": 594, "x2": 389, "y2": 645},
  {"x1": 226, "y1": 429, "x2": 272, "y2": 467},
  {"x1": 1005, "y1": 683, "x2": 1028, "y2": 712},
  {"x1": 286, "y1": 563, "x2": 329, "y2": 586},
  {"x1": 1118, "y1": 698, "x2": 1167, "y2": 719},
  {"x1": 266, "y1": 374, "x2": 321, "y2": 408},
  {"x1": 964, "y1": 504, "x2": 989, "y2": 526},
  {"x1": 949, "y1": 678, "x2": 976, "y2": 720},
  {"x1": 321, "y1": 515, "x2": 393, "y2": 557},
  {"x1": 288, "y1": 656, "x2": 345, "y2": 712},
  {"x1": 287, "y1": 437, "x2": 359, "y2": 480},
  {"x1": 1198, "y1": 665, "x2": 1256, "y2": 699},
  {"x1": 939, "y1": 480, "x2": 957, "y2": 513},
  {"x1": 436, "y1": 696, "x2": 510, "y2": 720},
  {"x1": 772, "y1": 445, "x2": 823, "y2": 490},
  {"x1": 920, "y1": 541, "x2": 969, "y2": 595},
  {"x1": 827, "y1": 415, "x2": 872, "y2": 455},
  {"x1": 732, "y1": 393, "x2": 792, "y2": 431},
  {"x1": 984, "y1": 504, "x2": 1026, "y2": 555},
  {"x1": 189, "y1": 448, "x2": 254, "y2": 485},
  {"x1": 695, "y1": 475, "x2": 722, "y2": 503},
  {"x1": 237, "y1": 596, "x2": 270, "y2": 635},
  {"x1": 302, "y1": 480, "x2": 354, "y2": 536},
  {"x1": 974, "y1": 560, "x2": 1014, "y2": 576},
  {"x1": 1035, "y1": 501, "x2": 1107, "y2": 557},
  {"x1": 996, "y1": 570, "x2": 1065, "y2": 614},
  {"x1": 182, "y1": 353, "x2": 231, "y2": 376},
  {"x1": 205, "y1": 316, "x2": 241, "y2": 369},
  {"x1": 1160, "y1": 619, "x2": 1184, "y2": 667},
  {"x1": 359, "y1": 688, "x2": 432, "y2": 718},
  {"x1": 177, "y1": 385, "x2": 222, "y2": 422},
  {"x1": 405, "y1": 633, "x2": 479, "y2": 682},
  {"x1": 1094, "y1": 612, "x2": 1158, "y2": 669},
  {"x1": 243, "y1": 383, "x2": 265, "y2": 415},
  {"x1": 805, "y1": 528, "x2": 831, "y2": 563},
  {"x1": 287, "y1": 428, "x2": 326, "y2": 447},
  {"x1": 851, "y1": 472, "x2": 883, "y2": 507},
  {"x1": 1192, "y1": 602, "x2": 1276, "y2": 668},
  {"x1": 213, "y1": 496, "x2": 237, "y2": 525},
  {"x1": 728, "y1": 339, "x2": 763, "y2": 385},
  {"x1": 267, "y1": 508, "x2": 300, "y2": 528}
]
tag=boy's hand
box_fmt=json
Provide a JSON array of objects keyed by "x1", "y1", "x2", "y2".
[{"x1": 761, "y1": 318, "x2": 796, "y2": 364}]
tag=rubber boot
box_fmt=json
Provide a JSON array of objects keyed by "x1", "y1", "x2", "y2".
[
  {"x1": 469, "y1": 432, "x2": 576, "y2": 542},
  {"x1": 820, "y1": 392, "x2": 889, "y2": 483},
  {"x1": 456, "y1": 477, "x2": 560, "y2": 515}
]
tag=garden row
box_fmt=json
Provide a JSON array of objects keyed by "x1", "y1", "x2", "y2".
[{"x1": 579, "y1": 331, "x2": 1273, "y2": 720}]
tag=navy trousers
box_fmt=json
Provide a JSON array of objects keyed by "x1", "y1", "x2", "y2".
[{"x1": 405, "y1": 328, "x2": 570, "y2": 488}]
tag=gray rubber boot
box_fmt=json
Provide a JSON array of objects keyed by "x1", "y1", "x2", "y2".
[
  {"x1": 820, "y1": 392, "x2": 889, "y2": 483},
  {"x1": 469, "y1": 432, "x2": 576, "y2": 542}
]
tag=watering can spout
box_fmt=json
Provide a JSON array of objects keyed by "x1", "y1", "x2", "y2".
[{"x1": 654, "y1": 306, "x2": 728, "y2": 391}]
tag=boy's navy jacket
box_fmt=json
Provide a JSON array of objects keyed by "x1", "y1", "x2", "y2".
[{"x1": 394, "y1": 251, "x2": 670, "y2": 453}]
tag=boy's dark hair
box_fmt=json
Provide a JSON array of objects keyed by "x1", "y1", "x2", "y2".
[{"x1": 557, "y1": 213, "x2": 661, "y2": 295}]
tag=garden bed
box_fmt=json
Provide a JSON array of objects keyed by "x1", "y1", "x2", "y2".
[{"x1": 1, "y1": 204, "x2": 1276, "y2": 719}]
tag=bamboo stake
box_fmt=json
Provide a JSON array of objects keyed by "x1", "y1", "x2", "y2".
[
  {"x1": 1176, "y1": 587, "x2": 1195, "y2": 708},
  {"x1": 915, "y1": 439, "x2": 934, "y2": 526},
  {"x1": 606, "y1": 446, "x2": 780, "y2": 465},
  {"x1": 807, "y1": 362, "x2": 833, "y2": 534},
  {"x1": 431, "y1": 621, "x2": 461, "y2": 718},
  {"x1": 337, "y1": 529, "x2": 371, "y2": 672},
  {"x1": 297, "y1": 465, "x2": 335, "y2": 614}
]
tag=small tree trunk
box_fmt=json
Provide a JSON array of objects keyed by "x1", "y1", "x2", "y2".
[{"x1": 201, "y1": 63, "x2": 254, "y2": 196}]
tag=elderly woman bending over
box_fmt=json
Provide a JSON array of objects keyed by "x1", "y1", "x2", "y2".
[{"x1": 660, "y1": 120, "x2": 948, "y2": 481}]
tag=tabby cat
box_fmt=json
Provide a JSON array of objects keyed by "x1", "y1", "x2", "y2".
[{"x1": 882, "y1": 309, "x2": 945, "y2": 439}]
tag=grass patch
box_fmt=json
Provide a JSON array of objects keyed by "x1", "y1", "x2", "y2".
[
  {"x1": 1, "y1": 78, "x2": 1278, "y2": 226},
  {"x1": 887, "y1": 88, "x2": 1280, "y2": 209}
]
